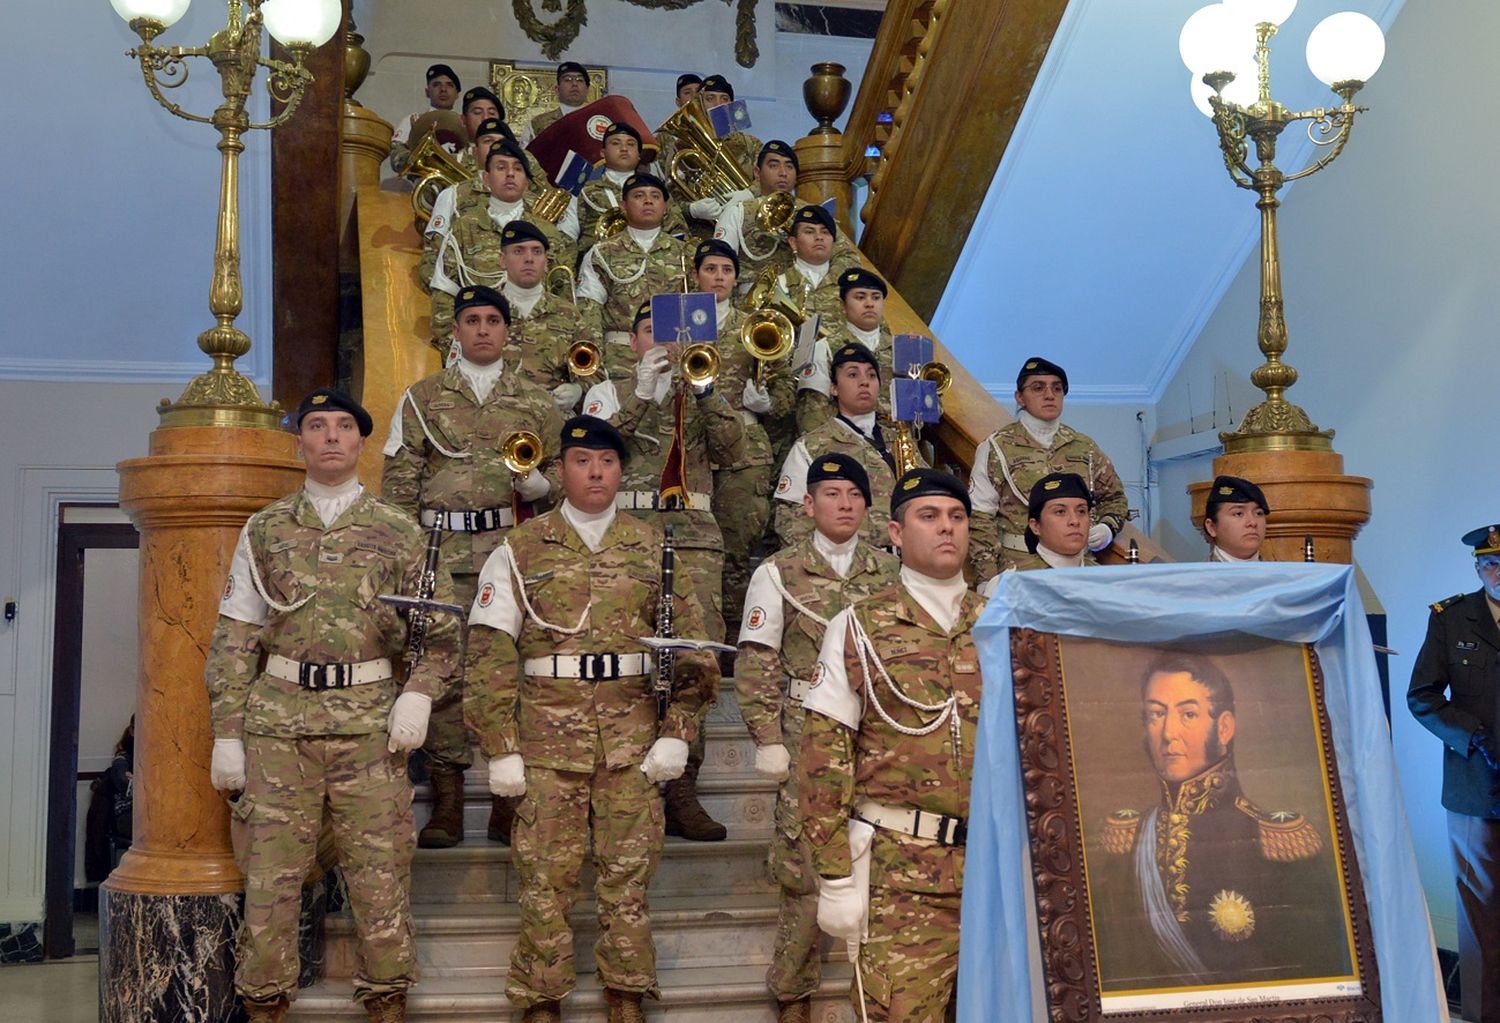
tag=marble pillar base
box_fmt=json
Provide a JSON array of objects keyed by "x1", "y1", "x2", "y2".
[
  {"x1": 100, "y1": 887, "x2": 244, "y2": 1023},
  {"x1": 0, "y1": 921, "x2": 43, "y2": 963}
]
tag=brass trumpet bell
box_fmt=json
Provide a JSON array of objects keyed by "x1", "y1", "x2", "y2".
[
  {"x1": 920, "y1": 361, "x2": 952, "y2": 395},
  {"x1": 568, "y1": 340, "x2": 603, "y2": 378},
  {"x1": 501, "y1": 430, "x2": 544, "y2": 476},
  {"x1": 755, "y1": 191, "x2": 798, "y2": 234},
  {"x1": 680, "y1": 342, "x2": 720, "y2": 388}
]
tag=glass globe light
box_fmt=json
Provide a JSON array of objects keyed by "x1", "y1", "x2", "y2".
[
  {"x1": 1306, "y1": 11, "x2": 1386, "y2": 87},
  {"x1": 109, "y1": 0, "x2": 191, "y2": 29},
  {"x1": 262, "y1": 0, "x2": 342, "y2": 48},
  {"x1": 1223, "y1": 0, "x2": 1296, "y2": 28},
  {"x1": 1179, "y1": 4, "x2": 1257, "y2": 76}
]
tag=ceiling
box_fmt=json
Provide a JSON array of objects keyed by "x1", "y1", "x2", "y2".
[{"x1": 928, "y1": 0, "x2": 1405, "y2": 403}]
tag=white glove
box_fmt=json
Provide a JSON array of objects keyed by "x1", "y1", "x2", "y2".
[
  {"x1": 551, "y1": 381, "x2": 582, "y2": 411},
  {"x1": 816, "y1": 874, "x2": 866, "y2": 942},
  {"x1": 741, "y1": 377, "x2": 772, "y2": 415},
  {"x1": 1088, "y1": 522, "x2": 1115, "y2": 552},
  {"x1": 386, "y1": 691, "x2": 432, "y2": 753},
  {"x1": 754, "y1": 743, "x2": 791, "y2": 781},
  {"x1": 488, "y1": 753, "x2": 526, "y2": 797},
  {"x1": 634, "y1": 346, "x2": 671, "y2": 401},
  {"x1": 514, "y1": 468, "x2": 551, "y2": 502},
  {"x1": 210, "y1": 738, "x2": 246, "y2": 793},
  {"x1": 640, "y1": 736, "x2": 690, "y2": 783}
]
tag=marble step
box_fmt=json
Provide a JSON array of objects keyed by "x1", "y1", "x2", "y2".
[
  {"x1": 323, "y1": 893, "x2": 849, "y2": 978},
  {"x1": 410, "y1": 836, "x2": 777, "y2": 906},
  {"x1": 287, "y1": 963, "x2": 859, "y2": 1022}
]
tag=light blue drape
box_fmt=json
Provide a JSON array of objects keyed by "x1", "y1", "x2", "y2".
[{"x1": 957, "y1": 563, "x2": 1446, "y2": 1022}]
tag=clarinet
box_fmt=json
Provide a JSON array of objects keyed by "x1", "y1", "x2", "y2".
[
  {"x1": 405, "y1": 520, "x2": 445, "y2": 668},
  {"x1": 654, "y1": 524, "x2": 675, "y2": 721}
]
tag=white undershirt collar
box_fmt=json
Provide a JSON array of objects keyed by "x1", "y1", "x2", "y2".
[
  {"x1": 457, "y1": 355, "x2": 502, "y2": 403},
  {"x1": 627, "y1": 225, "x2": 661, "y2": 251},
  {"x1": 841, "y1": 410, "x2": 877, "y2": 434},
  {"x1": 1211, "y1": 545, "x2": 1261, "y2": 563},
  {"x1": 303, "y1": 476, "x2": 363, "y2": 528},
  {"x1": 603, "y1": 167, "x2": 631, "y2": 186},
  {"x1": 1037, "y1": 542, "x2": 1086, "y2": 569},
  {"x1": 900, "y1": 565, "x2": 968, "y2": 633},
  {"x1": 812, "y1": 529, "x2": 860, "y2": 579},
  {"x1": 503, "y1": 280, "x2": 545, "y2": 318},
  {"x1": 561, "y1": 498, "x2": 616, "y2": 553},
  {"x1": 715, "y1": 298, "x2": 732, "y2": 325},
  {"x1": 848, "y1": 323, "x2": 881, "y2": 348},
  {"x1": 1018, "y1": 409, "x2": 1062, "y2": 448},
  {"x1": 488, "y1": 196, "x2": 524, "y2": 223},
  {"x1": 793, "y1": 256, "x2": 830, "y2": 286}
]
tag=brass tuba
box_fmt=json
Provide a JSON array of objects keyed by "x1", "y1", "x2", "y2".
[
  {"x1": 680, "y1": 343, "x2": 720, "y2": 388},
  {"x1": 739, "y1": 308, "x2": 794, "y2": 385},
  {"x1": 656, "y1": 99, "x2": 754, "y2": 204},
  {"x1": 408, "y1": 133, "x2": 471, "y2": 225},
  {"x1": 567, "y1": 340, "x2": 603, "y2": 378},
  {"x1": 755, "y1": 190, "x2": 798, "y2": 234},
  {"x1": 501, "y1": 430, "x2": 544, "y2": 476},
  {"x1": 596, "y1": 206, "x2": 627, "y2": 241},
  {"x1": 743, "y1": 266, "x2": 808, "y2": 326}
]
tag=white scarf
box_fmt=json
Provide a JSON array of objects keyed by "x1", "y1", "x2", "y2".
[
  {"x1": 1018, "y1": 409, "x2": 1061, "y2": 448},
  {"x1": 503, "y1": 280, "x2": 544, "y2": 319},
  {"x1": 561, "y1": 498, "x2": 616, "y2": 553},
  {"x1": 487, "y1": 196, "x2": 525, "y2": 227},
  {"x1": 303, "y1": 476, "x2": 363, "y2": 528},
  {"x1": 1210, "y1": 545, "x2": 1261, "y2": 563},
  {"x1": 813, "y1": 529, "x2": 860, "y2": 579},
  {"x1": 793, "y1": 256, "x2": 829, "y2": 288},
  {"x1": 900, "y1": 566, "x2": 967, "y2": 633},
  {"x1": 848, "y1": 323, "x2": 881, "y2": 349},
  {"x1": 1037, "y1": 542, "x2": 1086, "y2": 569},
  {"x1": 715, "y1": 297, "x2": 732, "y2": 327},
  {"x1": 603, "y1": 167, "x2": 631, "y2": 186},
  {"x1": 627, "y1": 224, "x2": 660, "y2": 252},
  {"x1": 458, "y1": 355, "x2": 502, "y2": 404}
]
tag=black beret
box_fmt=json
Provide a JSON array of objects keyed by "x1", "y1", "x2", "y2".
[
  {"x1": 632, "y1": 300, "x2": 653, "y2": 330},
  {"x1": 758, "y1": 140, "x2": 799, "y2": 171},
  {"x1": 1027, "y1": 472, "x2": 1093, "y2": 521},
  {"x1": 891, "y1": 468, "x2": 970, "y2": 518},
  {"x1": 1463, "y1": 524, "x2": 1500, "y2": 557},
  {"x1": 426, "y1": 64, "x2": 460, "y2": 87},
  {"x1": 561, "y1": 415, "x2": 627, "y2": 461},
  {"x1": 622, "y1": 171, "x2": 668, "y2": 197},
  {"x1": 1016, "y1": 356, "x2": 1069, "y2": 394},
  {"x1": 676, "y1": 73, "x2": 703, "y2": 92},
  {"x1": 473, "y1": 117, "x2": 513, "y2": 142},
  {"x1": 485, "y1": 139, "x2": 532, "y2": 173},
  {"x1": 807, "y1": 452, "x2": 871, "y2": 507},
  {"x1": 462, "y1": 87, "x2": 502, "y2": 117},
  {"x1": 1206, "y1": 475, "x2": 1269, "y2": 517},
  {"x1": 790, "y1": 203, "x2": 835, "y2": 235},
  {"x1": 500, "y1": 220, "x2": 550, "y2": 251},
  {"x1": 694, "y1": 239, "x2": 739, "y2": 274},
  {"x1": 602, "y1": 121, "x2": 642, "y2": 146},
  {"x1": 701, "y1": 74, "x2": 734, "y2": 99},
  {"x1": 293, "y1": 388, "x2": 372, "y2": 437},
  {"x1": 838, "y1": 267, "x2": 887, "y2": 299},
  {"x1": 557, "y1": 61, "x2": 588, "y2": 80},
  {"x1": 453, "y1": 285, "x2": 511, "y2": 325},
  {"x1": 831, "y1": 342, "x2": 880, "y2": 379}
]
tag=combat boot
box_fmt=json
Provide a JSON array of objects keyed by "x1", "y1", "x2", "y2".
[
  {"x1": 362, "y1": 990, "x2": 406, "y2": 1022},
  {"x1": 777, "y1": 996, "x2": 812, "y2": 1023},
  {"x1": 242, "y1": 994, "x2": 289, "y2": 1023},
  {"x1": 604, "y1": 987, "x2": 647, "y2": 1023},
  {"x1": 663, "y1": 757, "x2": 726, "y2": 842},
  {"x1": 418, "y1": 766, "x2": 465, "y2": 848},
  {"x1": 487, "y1": 793, "x2": 516, "y2": 844},
  {"x1": 521, "y1": 999, "x2": 562, "y2": 1022}
]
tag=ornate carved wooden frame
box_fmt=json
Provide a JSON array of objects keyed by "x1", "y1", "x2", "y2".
[{"x1": 1008, "y1": 628, "x2": 1383, "y2": 1022}]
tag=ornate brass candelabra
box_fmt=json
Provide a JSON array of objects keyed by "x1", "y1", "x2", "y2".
[
  {"x1": 1201, "y1": 18, "x2": 1372, "y2": 453},
  {"x1": 120, "y1": 0, "x2": 334, "y2": 428}
]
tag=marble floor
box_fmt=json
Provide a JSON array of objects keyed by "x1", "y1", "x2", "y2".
[{"x1": 0, "y1": 957, "x2": 98, "y2": 1023}]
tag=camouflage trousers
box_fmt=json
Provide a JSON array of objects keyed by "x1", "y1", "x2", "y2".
[
  {"x1": 423, "y1": 573, "x2": 477, "y2": 770},
  {"x1": 766, "y1": 699, "x2": 821, "y2": 1002},
  {"x1": 235, "y1": 731, "x2": 418, "y2": 1002},
  {"x1": 853, "y1": 886, "x2": 961, "y2": 1022},
  {"x1": 712, "y1": 462, "x2": 773, "y2": 636},
  {"x1": 506, "y1": 736, "x2": 665, "y2": 1007}
]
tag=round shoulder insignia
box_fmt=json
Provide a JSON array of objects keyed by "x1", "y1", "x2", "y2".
[
  {"x1": 776, "y1": 475, "x2": 791, "y2": 494},
  {"x1": 584, "y1": 401, "x2": 603, "y2": 415},
  {"x1": 1208, "y1": 890, "x2": 1255, "y2": 942},
  {"x1": 801, "y1": 363, "x2": 815, "y2": 377},
  {"x1": 478, "y1": 582, "x2": 495, "y2": 608},
  {"x1": 223, "y1": 576, "x2": 235, "y2": 601},
  {"x1": 746, "y1": 606, "x2": 765, "y2": 630},
  {"x1": 809, "y1": 660, "x2": 827, "y2": 688}
]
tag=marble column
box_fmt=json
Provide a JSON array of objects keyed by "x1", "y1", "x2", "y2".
[{"x1": 103, "y1": 425, "x2": 301, "y2": 1022}]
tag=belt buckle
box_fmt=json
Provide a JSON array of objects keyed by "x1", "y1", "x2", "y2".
[
  {"x1": 299, "y1": 662, "x2": 335, "y2": 691},
  {"x1": 660, "y1": 494, "x2": 682, "y2": 512},
  {"x1": 474, "y1": 508, "x2": 493, "y2": 532},
  {"x1": 937, "y1": 814, "x2": 966, "y2": 847}
]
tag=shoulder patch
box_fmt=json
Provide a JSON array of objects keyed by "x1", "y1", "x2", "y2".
[
  {"x1": 1235, "y1": 796, "x2": 1323, "y2": 861},
  {"x1": 1100, "y1": 809, "x2": 1141, "y2": 855},
  {"x1": 1432, "y1": 593, "x2": 1465, "y2": 614}
]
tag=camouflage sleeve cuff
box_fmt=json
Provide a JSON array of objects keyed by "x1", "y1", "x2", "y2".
[
  {"x1": 660, "y1": 706, "x2": 700, "y2": 745},
  {"x1": 813, "y1": 838, "x2": 853, "y2": 879}
]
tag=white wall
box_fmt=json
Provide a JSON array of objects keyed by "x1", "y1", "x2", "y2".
[{"x1": 1149, "y1": 0, "x2": 1499, "y2": 947}]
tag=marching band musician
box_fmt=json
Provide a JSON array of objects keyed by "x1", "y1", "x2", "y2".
[
  {"x1": 495, "y1": 221, "x2": 592, "y2": 411},
  {"x1": 577, "y1": 121, "x2": 688, "y2": 250},
  {"x1": 796, "y1": 267, "x2": 894, "y2": 434},
  {"x1": 390, "y1": 63, "x2": 461, "y2": 175},
  {"x1": 1202, "y1": 475, "x2": 1270, "y2": 562}
]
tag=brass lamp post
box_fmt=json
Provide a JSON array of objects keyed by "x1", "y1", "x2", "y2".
[
  {"x1": 1181, "y1": 1, "x2": 1386, "y2": 453},
  {"x1": 113, "y1": 0, "x2": 343, "y2": 428}
]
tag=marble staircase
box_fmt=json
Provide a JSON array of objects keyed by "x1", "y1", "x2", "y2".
[{"x1": 286, "y1": 682, "x2": 858, "y2": 1022}]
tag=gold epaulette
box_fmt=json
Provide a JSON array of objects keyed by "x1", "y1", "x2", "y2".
[
  {"x1": 1236, "y1": 796, "x2": 1323, "y2": 861},
  {"x1": 1432, "y1": 593, "x2": 1465, "y2": 614},
  {"x1": 1100, "y1": 809, "x2": 1141, "y2": 855}
]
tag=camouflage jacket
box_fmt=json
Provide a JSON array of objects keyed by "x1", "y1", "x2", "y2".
[
  {"x1": 582, "y1": 377, "x2": 747, "y2": 551},
  {"x1": 800, "y1": 583, "x2": 985, "y2": 892},
  {"x1": 721, "y1": 130, "x2": 764, "y2": 180},
  {"x1": 1003, "y1": 548, "x2": 1098, "y2": 573},
  {"x1": 718, "y1": 192, "x2": 862, "y2": 283},
  {"x1": 503, "y1": 287, "x2": 596, "y2": 396},
  {"x1": 773, "y1": 415, "x2": 902, "y2": 550},
  {"x1": 712, "y1": 303, "x2": 797, "y2": 468},
  {"x1": 382, "y1": 364, "x2": 565, "y2": 576},
  {"x1": 464, "y1": 508, "x2": 719, "y2": 771},
  {"x1": 421, "y1": 170, "x2": 551, "y2": 292},
  {"x1": 795, "y1": 320, "x2": 895, "y2": 435},
  {"x1": 204, "y1": 488, "x2": 458, "y2": 739},
  {"x1": 577, "y1": 228, "x2": 691, "y2": 340},
  {"x1": 735, "y1": 536, "x2": 899, "y2": 746},
  {"x1": 578, "y1": 175, "x2": 689, "y2": 250},
  {"x1": 968, "y1": 420, "x2": 1128, "y2": 585}
]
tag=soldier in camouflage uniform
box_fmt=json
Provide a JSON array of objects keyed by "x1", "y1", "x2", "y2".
[
  {"x1": 735, "y1": 454, "x2": 899, "y2": 1022},
  {"x1": 524, "y1": 61, "x2": 590, "y2": 142},
  {"x1": 383, "y1": 286, "x2": 565, "y2": 849},
  {"x1": 577, "y1": 122, "x2": 687, "y2": 253},
  {"x1": 801, "y1": 468, "x2": 982, "y2": 1022},
  {"x1": 495, "y1": 220, "x2": 595, "y2": 412},
  {"x1": 465, "y1": 416, "x2": 721, "y2": 1023},
  {"x1": 699, "y1": 75, "x2": 763, "y2": 178},
  {"x1": 755, "y1": 205, "x2": 860, "y2": 327},
  {"x1": 207, "y1": 389, "x2": 459, "y2": 1023},
  {"x1": 967, "y1": 356, "x2": 1128, "y2": 588},
  {"x1": 389, "y1": 63, "x2": 459, "y2": 176},
  {"x1": 582, "y1": 300, "x2": 747, "y2": 841},
  {"x1": 776, "y1": 344, "x2": 914, "y2": 551},
  {"x1": 695, "y1": 239, "x2": 796, "y2": 632},
  {"x1": 988, "y1": 471, "x2": 1099, "y2": 578},
  {"x1": 430, "y1": 140, "x2": 580, "y2": 346},
  {"x1": 796, "y1": 268, "x2": 894, "y2": 434},
  {"x1": 576, "y1": 172, "x2": 691, "y2": 384}
]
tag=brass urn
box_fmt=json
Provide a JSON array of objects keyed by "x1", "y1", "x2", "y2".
[{"x1": 804, "y1": 61, "x2": 851, "y2": 135}]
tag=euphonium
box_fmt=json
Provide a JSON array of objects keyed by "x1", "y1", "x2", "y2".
[
  {"x1": 680, "y1": 342, "x2": 720, "y2": 388},
  {"x1": 544, "y1": 263, "x2": 575, "y2": 299},
  {"x1": 920, "y1": 361, "x2": 952, "y2": 395},
  {"x1": 567, "y1": 340, "x2": 603, "y2": 378},
  {"x1": 407, "y1": 133, "x2": 471, "y2": 224},
  {"x1": 500, "y1": 430, "x2": 544, "y2": 476},
  {"x1": 596, "y1": 206, "x2": 627, "y2": 241},
  {"x1": 656, "y1": 98, "x2": 754, "y2": 203},
  {"x1": 755, "y1": 190, "x2": 798, "y2": 234},
  {"x1": 530, "y1": 187, "x2": 573, "y2": 225},
  {"x1": 739, "y1": 308, "x2": 794, "y2": 385}
]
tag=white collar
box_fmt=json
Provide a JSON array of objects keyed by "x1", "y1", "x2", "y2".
[
  {"x1": 1210, "y1": 545, "x2": 1261, "y2": 563},
  {"x1": 715, "y1": 297, "x2": 732, "y2": 324},
  {"x1": 457, "y1": 355, "x2": 503, "y2": 403},
  {"x1": 840, "y1": 409, "x2": 877, "y2": 434},
  {"x1": 1018, "y1": 409, "x2": 1062, "y2": 448},
  {"x1": 900, "y1": 565, "x2": 968, "y2": 633},
  {"x1": 793, "y1": 256, "x2": 830, "y2": 285},
  {"x1": 561, "y1": 498, "x2": 616, "y2": 552},
  {"x1": 847, "y1": 322, "x2": 882, "y2": 348},
  {"x1": 627, "y1": 224, "x2": 660, "y2": 250},
  {"x1": 603, "y1": 166, "x2": 631, "y2": 185},
  {"x1": 503, "y1": 280, "x2": 544, "y2": 303},
  {"x1": 558, "y1": 101, "x2": 583, "y2": 115},
  {"x1": 488, "y1": 196, "x2": 524, "y2": 220},
  {"x1": 1037, "y1": 542, "x2": 1086, "y2": 569},
  {"x1": 302, "y1": 475, "x2": 363, "y2": 528},
  {"x1": 812, "y1": 529, "x2": 860, "y2": 578}
]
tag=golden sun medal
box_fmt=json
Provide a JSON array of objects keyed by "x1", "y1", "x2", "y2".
[{"x1": 1208, "y1": 889, "x2": 1255, "y2": 942}]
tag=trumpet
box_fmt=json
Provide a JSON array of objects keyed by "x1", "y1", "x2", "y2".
[
  {"x1": 500, "y1": 430, "x2": 544, "y2": 477},
  {"x1": 920, "y1": 361, "x2": 952, "y2": 395},
  {"x1": 568, "y1": 340, "x2": 603, "y2": 379},
  {"x1": 739, "y1": 308, "x2": 795, "y2": 385},
  {"x1": 679, "y1": 342, "x2": 720, "y2": 389}
]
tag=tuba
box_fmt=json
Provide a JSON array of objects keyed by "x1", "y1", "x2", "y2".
[
  {"x1": 739, "y1": 308, "x2": 794, "y2": 385},
  {"x1": 596, "y1": 206, "x2": 627, "y2": 241},
  {"x1": 407, "y1": 133, "x2": 471, "y2": 225},
  {"x1": 656, "y1": 99, "x2": 754, "y2": 204},
  {"x1": 567, "y1": 340, "x2": 603, "y2": 379},
  {"x1": 679, "y1": 343, "x2": 720, "y2": 388},
  {"x1": 743, "y1": 266, "x2": 808, "y2": 326},
  {"x1": 500, "y1": 430, "x2": 544, "y2": 476}
]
